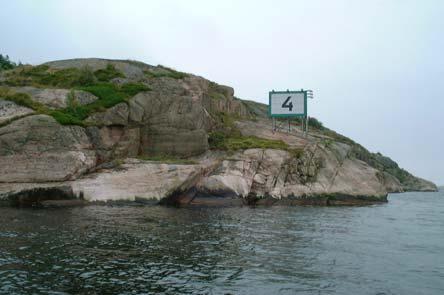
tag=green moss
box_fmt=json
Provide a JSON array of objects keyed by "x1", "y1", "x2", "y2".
[
  {"x1": 137, "y1": 155, "x2": 197, "y2": 165},
  {"x1": 144, "y1": 66, "x2": 187, "y2": 79},
  {"x1": 94, "y1": 64, "x2": 124, "y2": 82}
]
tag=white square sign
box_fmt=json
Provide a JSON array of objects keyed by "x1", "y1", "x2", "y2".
[{"x1": 269, "y1": 91, "x2": 306, "y2": 117}]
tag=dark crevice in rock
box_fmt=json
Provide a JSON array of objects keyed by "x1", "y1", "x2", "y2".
[{"x1": 6, "y1": 186, "x2": 80, "y2": 207}]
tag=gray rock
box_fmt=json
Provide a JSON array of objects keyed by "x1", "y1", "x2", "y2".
[
  {"x1": 129, "y1": 89, "x2": 210, "y2": 157},
  {"x1": 86, "y1": 126, "x2": 140, "y2": 163},
  {"x1": 195, "y1": 147, "x2": 388, "y2": 203},
  {"x1": 0, "y1": 58, "x2": 436, "y2": 205},
  {"x1": 141, "y1": 126, "x2": 208, "y2": 157},
  {"x1": 0, "y1": 115, "x2": 96, "y2": 182},
  {"x1": 84, "y1": 103, "x2": 128, "y2": 126},
  {"x1": 11, "y1": 87, "x2": 98, "y2": 109},
  {"x1": 69, "y1": 159, "x2": 202, "y2": 202},
  {"x1": 44, "y1": 58, "x2": 146, "y2": 80},
  {"x1": 73, "y1": 90, "x2": 98, "y2": 105},
  {"x1": 0, "y1": 100, "x2": 34, "y2": 125}
]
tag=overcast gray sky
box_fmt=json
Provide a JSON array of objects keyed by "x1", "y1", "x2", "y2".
[{"x1": 1, "y1": 0, "x2": 443, "y2": 185}]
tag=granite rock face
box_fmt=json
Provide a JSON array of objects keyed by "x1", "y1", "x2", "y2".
[
  {"x1": 0, "y1": 58, "x2": 437, "y2": 206},
  {"x1": 0, "y1": 100, "x2": 34, "y2": 125},
  {"x1": 187, "y1": 145, "x2": 389, "y2": 206},
  {"x1": 0, "y1": 115, "x2": 96, "y2": 182},
  {"x1": 10, "y1": 87, "x2": 98, "y2": 109}
]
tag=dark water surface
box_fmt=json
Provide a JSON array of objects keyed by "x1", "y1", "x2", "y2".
[{"x1": 0, "y1": 191, "x2": 443, "y2": 295}]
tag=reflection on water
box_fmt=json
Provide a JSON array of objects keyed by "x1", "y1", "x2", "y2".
[{"x1": 1, "y1": 191, "x2": 444, "y2": 294}]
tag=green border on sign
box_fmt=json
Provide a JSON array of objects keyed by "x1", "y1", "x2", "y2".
[{"x1": 268, "y1": 90, "x2": 307, "y2": 118}]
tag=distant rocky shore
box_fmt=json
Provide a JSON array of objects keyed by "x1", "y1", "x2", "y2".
[{"x1": 0, "y1": 58, "x2": 437, "y2": 207}]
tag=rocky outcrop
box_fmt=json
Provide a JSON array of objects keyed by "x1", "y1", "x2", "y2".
[
  {"x1": 10, "y1": 87, "x2": 98, "y2": 109},
  {"x1": 185, "y1": 143, "x2": 389, "y2": 206},
  {"x1": 401, "y1": 177, "x2": 438, "y2": 192},
  {"x1": 0, "y1": 115, "x2": 96, "y2": 182},
  {"x1": 129, "y1": 89, "x2": 210, "y2": 157},
  {"x1": 0, "y1": 58, "x2": 437, "y2": 206}
]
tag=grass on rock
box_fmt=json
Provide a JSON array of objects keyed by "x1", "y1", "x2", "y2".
[
  {"x1": 2, "y1": 63, "x2": 125, "y2": 88},
  {"x1": 208, "y1": 131, "x2": 303, "y2": 157},
  {"x1": 54, "y1": 82, "x2": 150, "y2": 126},
  {"x1": 0, "y1": 80, "x2": 150, "y2": 126},
  {"x1": 94, "y1": 64, "x2": 124, "y2": 82},
  {"x1": 144, "y1": 65, "x2": 187, "y2": 79}
]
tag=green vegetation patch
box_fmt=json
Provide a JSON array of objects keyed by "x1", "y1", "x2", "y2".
[
  {"x1": 0, "y1": 87, "x2": 47, "y2": 112},
  {"x1": 308, "y1": 117, "x2": 324, "y2": 130},
  {"x1": 208, "y1": 131, "x2": 303, "y2": 157},
  {"x1": 209, "y1": 132, "x2": 287, "y2": 150},
  {"x1": 0, "y1": 81, "x2": 150, "y2": 126},
  {"x1": 137, "y1": 154, "x2": 198, "y2": 165},
  {"x1": 94, "y1": 64, "x2": 124, "y2": 82},
  {"x1": 56, "y1": 82, "x2": 150, "y2": 125},
  {"x1": 207, "y1": 111, "x2": 302, "y2": 155},
  {"x1": 0, "y1": 54, "x2": 18, "y2": 72},
  {"x1": 350, "y1": 144, "x2": 413, "y2": 185},
  {"x1": 2, "y1": 63, "x2": 125, "y2": 88},
  {"x1": 4, "y1": 65, "x2": 95, "y2": 88},
  {"x1": 144, "y1": 65, "x2": 187, "y2": 79}
]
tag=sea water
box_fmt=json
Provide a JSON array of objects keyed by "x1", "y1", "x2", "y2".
[{"x1": 0, "y1": 191, "x2": 443, "y2": 294}]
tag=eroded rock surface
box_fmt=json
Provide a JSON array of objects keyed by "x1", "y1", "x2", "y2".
[
  {"x1": 11, "y1": 87, "x2": 98, "y2": 109},
  {"x1": 0, "y1": 100, "x2": 34, "y2": 125},
  {"x1": 0, "y1": 115, "x2": 96, "y2": 182}
]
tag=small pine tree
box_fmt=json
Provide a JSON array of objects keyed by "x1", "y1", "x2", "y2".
[{"x1": 0, "y1": 54, "x2": 17, "y2": 71}]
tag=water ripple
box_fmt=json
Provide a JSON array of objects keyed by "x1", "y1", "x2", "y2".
[{"x1": 0, "y1": 191, "x2": 443, "y2": 294}]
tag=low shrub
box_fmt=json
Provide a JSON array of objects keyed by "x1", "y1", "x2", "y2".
[
  {"x1": 0, "y1": 54, "x2": 17, "y2": 71},
  {"x1": 2, "y1": 64, "x2": 126, "y2": 88},
  {"x1": 144, "y1": 66, "x2": 187, "y2": 79},
  {"x1": 119, "y1": 82, "x2": 151, "y2": 96},
  {"x1": 3, "y1": 65, "x2": 97, "y2": 88},
  {"x1": 308, "y1": 117, "x2": 324, "y2": 130},
  {"x1": 94, "y1": 64, "x2": 124, "y2": 82}
]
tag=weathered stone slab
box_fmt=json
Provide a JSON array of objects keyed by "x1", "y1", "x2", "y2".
[{"x1": 0, "y1": 100, "x2": 34, "y2": 125}]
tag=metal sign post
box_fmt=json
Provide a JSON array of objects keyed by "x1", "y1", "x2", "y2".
[{"x1": 269, "y1": 89, "x2": 313, "y2": 136}]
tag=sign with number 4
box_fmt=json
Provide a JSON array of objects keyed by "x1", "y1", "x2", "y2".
[{"x1": 269, "y1": 90, "x2": 307, "y2": 117}]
